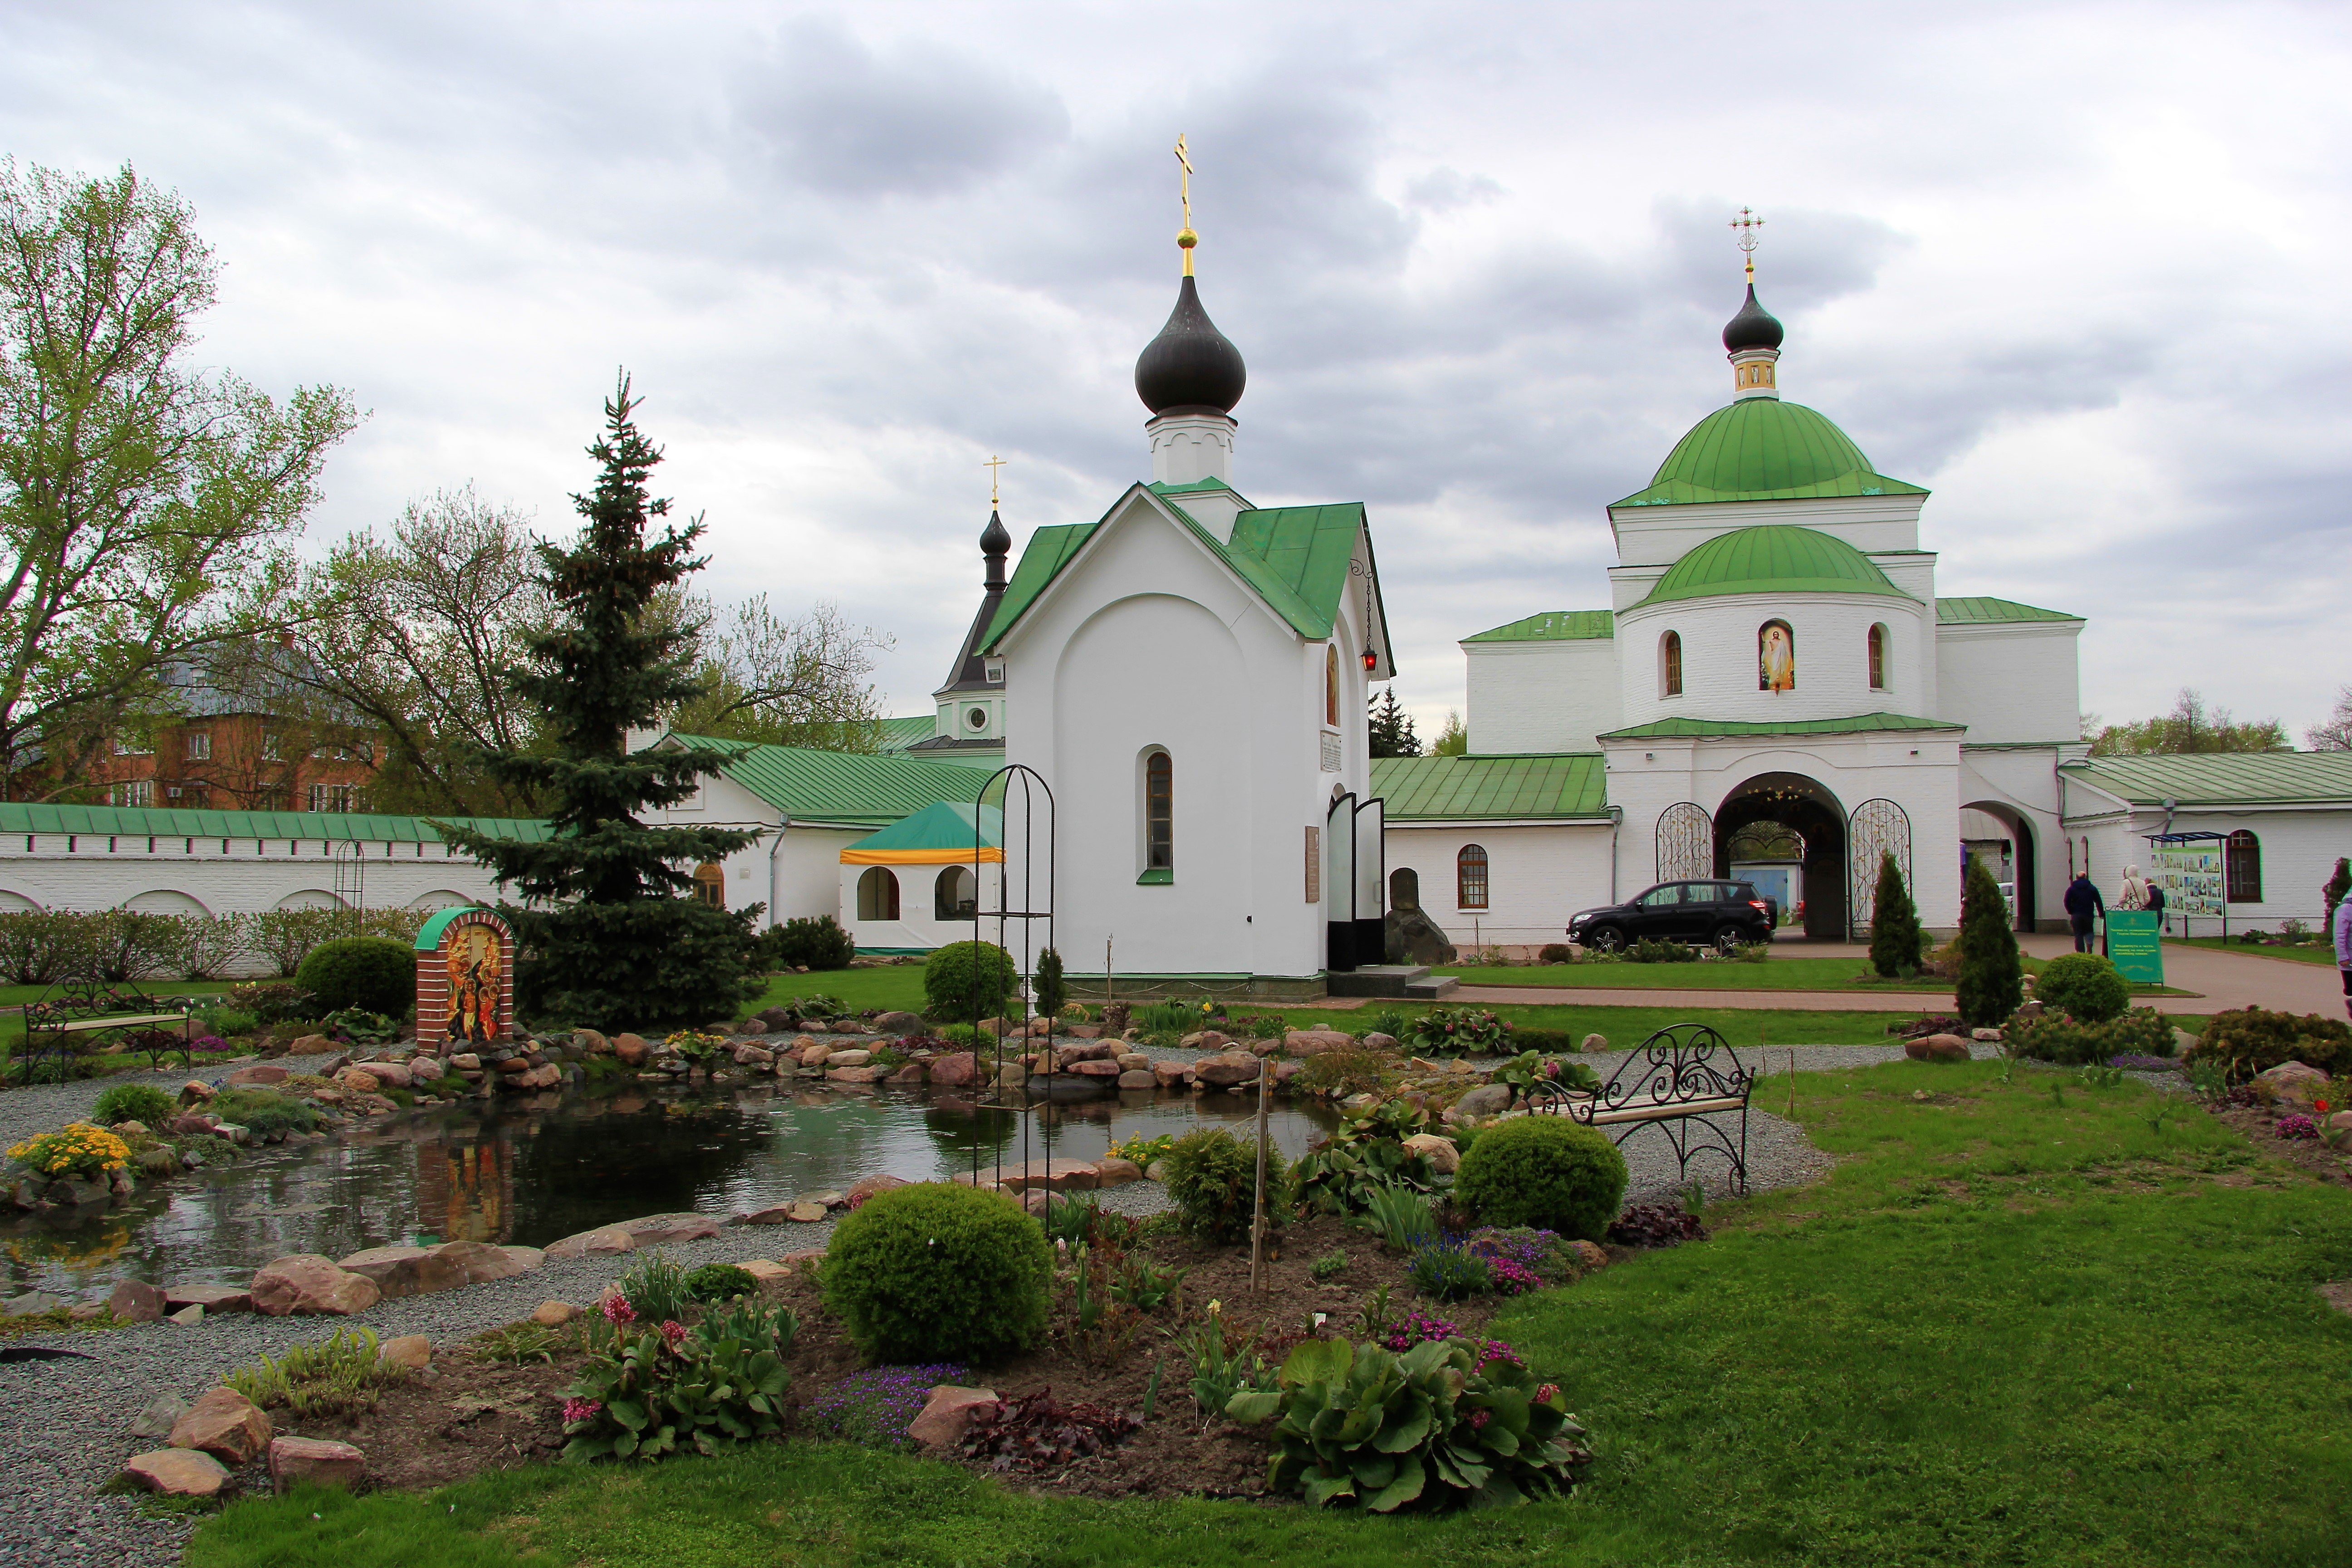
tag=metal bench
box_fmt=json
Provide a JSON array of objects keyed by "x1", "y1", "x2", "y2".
[
  {"x1": 1522, "y1": 1022, "x2": 1754, "y2": 1193},
  {"x1": 15, "y1": 970, "x2": 200, "y2": 1087}
]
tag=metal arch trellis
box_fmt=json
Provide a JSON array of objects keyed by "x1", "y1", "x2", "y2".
[
  {"x1": 970, "y1": 764, "x2": 1055, "y2": 1196},
  {"x1": 1656, "y1": 802, "x2": 1712, "y2": 883},
  {"x1": 331, "y1": 841, "x2": 366, "y2": 935},
  {"x1": 1847, "y1": 798, "x2": 1911, "y2": 940}
]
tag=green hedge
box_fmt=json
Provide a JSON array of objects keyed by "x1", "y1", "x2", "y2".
[
  {"x1": 294, "y1": 937, "x2": 415, "y2": 1017},
  {"x1": 821, "y1": 1182, "x2": 1051, "y2": 1364},
  {"x1": 1455, "y1": 1116, "x2": 1627, "y2": 1240}
]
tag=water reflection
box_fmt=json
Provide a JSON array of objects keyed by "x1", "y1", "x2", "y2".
[{"x1": 1, "y1": 1082, "x2": 1337, "y2": 1298}]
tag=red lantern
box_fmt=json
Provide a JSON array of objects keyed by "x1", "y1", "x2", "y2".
[{"x1": 1361, "y1": 647, "x2": 1377, "y2": 671}]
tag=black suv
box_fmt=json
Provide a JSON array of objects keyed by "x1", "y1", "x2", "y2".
[{"x1": 1568, "y1": 880, "x2": 1776, "y2": 953}]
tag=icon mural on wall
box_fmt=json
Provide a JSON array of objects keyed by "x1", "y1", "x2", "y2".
[
  {"x1": 1759, "y1": 620, "x2": 1795, "y2": 692},
  {"x1": 415, "y1": 906, "x2": 515, "y2": 1050}
]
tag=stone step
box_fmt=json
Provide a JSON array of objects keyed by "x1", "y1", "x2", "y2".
[
  {"x1": 1405, "y1": 975, "x2": 1460, "y2": 1000},
  {"x1": 1327, "y1": 965, "x2": 1430, "y2": 998}
]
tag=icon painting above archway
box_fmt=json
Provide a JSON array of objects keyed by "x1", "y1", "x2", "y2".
[{"x1": 415, "y1": 906, "x2": 515, "y2": 1049}]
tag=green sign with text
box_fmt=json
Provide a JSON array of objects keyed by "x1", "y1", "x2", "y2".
[{"x1": 2106, "y1": 910, "x2": 2165, "y2": 985}]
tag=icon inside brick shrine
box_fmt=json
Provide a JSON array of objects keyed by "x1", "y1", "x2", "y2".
[{"x1": 416, "y1": 907, "x2": 514, "y2": 1050}]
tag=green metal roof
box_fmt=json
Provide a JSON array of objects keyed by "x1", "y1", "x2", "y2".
[
  {"x1": 1600, "y1": 712, "x2": 1961, "y2": 741},
  {"x1": 662, "y1": 733, "x2": 997, "y2": 829},
  {"x1": 1637, "y1": 526, "x2": 1914, "y2": 608},
  {"x1": 1612, "y1": 399, "x2": 1926, "y2": 508},
  {"x1": 840, "y1": 801, "x2": 1002, "y2": 858},
  {"x1": 873, "y1": 716, "x2": 936, "y2": 751},
  {"x1": 0, "y1": 801, "x2": 550, "y2": 843},
  {"x1": 1371, "y1": 753, "x2": 1610, "y2": 820},
  {"x1": 1936, "y1": 596, "x2": 2084, "y2": 625},
  {"x1": 2061, "y1": 753, "x2": 2352, "y2": 808},
  {"x1": 1463, "y1": 610, "x2": 1615, "y2": 644},
  {"x1": 414, "y1": 906, "x2": 486, "y2": 951},
  {"x1": 980, "y1": 489, "x2": 1390, "y2": 659}
]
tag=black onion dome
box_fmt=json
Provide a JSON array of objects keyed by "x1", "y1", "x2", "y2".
[
  {"x1": 1134, "y1": 275, "x2": 1246, "y2": 414},
  {"x1": 979, "y1": 509, "x2": 1011, "y2": 558},
  {"x1": 1722, "y1": 281, "x2": 1784, "y2": 352}
]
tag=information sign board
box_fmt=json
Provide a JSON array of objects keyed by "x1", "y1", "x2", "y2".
[{"x1": 2105, "y1": 909, "x2": 2164, "y2": 984}]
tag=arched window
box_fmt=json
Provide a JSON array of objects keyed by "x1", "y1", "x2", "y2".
[
  {"x1": 934, "y1": 864, "x2": 976, "y2": 921},
  {"x1": 1867, "y1": 624, "x2": 1888, "y2": 691},
  {"x1": 856, "y1": 866, "x2": 900, "y2": 921},
  {"x1": 1661, "y1": 631, "x2": 1683, "y2": 697},
  {"x1": 2225, "y1": 830, "x2": 2262, "y2": 902},
  {"x1": 1390, "y1": 867, "x2": 1420, "y2": 910},
  {"x1": 1325, "y1": 645, "x2": 1341, "y2": 728},
  {"x1": 1144, "y1": 750, "x2": 1173, "y2": 872},
  {"x1": 1759, "y1": 620, "x2": 1796, "y2": 691},
  {"x1": 692, "y1": 862, "x2": 725, "y2": 909},
  {"x1": 1456, "y1": 844, "x2": 1489, "y2": 910}
]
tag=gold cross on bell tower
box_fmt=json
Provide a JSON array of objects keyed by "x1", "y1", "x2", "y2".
[
  {"x1": 1730, "y1": 206, "x2": 1764, "y2": 281},
  {"x1": 1173, "y1": 133, "x2": 1198, "y2": 276},
  {"x1": 983, "y1": 454, "x2": 1006, "y2": 508}
]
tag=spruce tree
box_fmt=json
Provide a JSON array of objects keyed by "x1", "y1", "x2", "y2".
[
  {"x1": 1955, "y1": 856, "x2": 2024, "y2": 1027},
  {"x1": 437, "y1": 375, "x2": 761, "y2": 1029},
  {"x1": 1368, "y1": 686, "x2": 1421, "y2": 758},
  {"x1": 1867, "y1": 851, "x2": 1924, "y2": 977}
]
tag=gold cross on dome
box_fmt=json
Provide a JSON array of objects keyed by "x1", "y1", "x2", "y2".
[
  {"x1": 1174, "y1": 134, "x2": 1193, "y2": 228},
  {"x1": 1730, "y1": 206, "x2": 1764, "y2": 279},
  {"x1": 983, "y1": 454, "x2": 1006, "y2": 507}
]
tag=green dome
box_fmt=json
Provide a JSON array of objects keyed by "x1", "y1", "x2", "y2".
[
  {"x1": 1638, "y1": 525, "x2": 1914, "y2": 608},
  {"x1": 1612, "y1": 398, "x2": 1926, "y2": 508}
]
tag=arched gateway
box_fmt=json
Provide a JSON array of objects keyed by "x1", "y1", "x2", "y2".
[{"x1": 1710, "y1": 773, "x2": 1847, "y2": 940}]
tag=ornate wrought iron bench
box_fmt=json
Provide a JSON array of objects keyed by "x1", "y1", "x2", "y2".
[
  {"x1": 14, "y1": 970, "x2": 201, "y2": 1087},
  {"x1": 1521, "y1": 1022, "x2": 1754, "y2": 1193}
]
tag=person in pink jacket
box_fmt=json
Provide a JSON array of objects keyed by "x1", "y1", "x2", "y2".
[{"x1": 2334, "y1": 892, "x2": 2352, "y2": 1023}]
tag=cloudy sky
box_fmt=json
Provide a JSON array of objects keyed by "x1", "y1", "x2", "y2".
[{"x1": 5, "y1": 1, "x2": 2347, "y2": 742}]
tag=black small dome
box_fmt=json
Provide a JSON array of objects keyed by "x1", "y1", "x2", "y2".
[
  {"x1": 1722, "y1": 281, "x2": 1784, "y2": 352},
  {"x1": 979, "y1": 509, "x2": 1011, "y2": 558},
  {"x1": 1134, "y1": 275, "x2": 1246, "y2": 415}
]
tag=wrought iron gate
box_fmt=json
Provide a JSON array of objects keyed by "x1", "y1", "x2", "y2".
[
  {"x1": 1656, "y1": 802, "x2": 1713, "y2": 883},
  {"x1": 970, "y1": 765, "x2": 1054, "y2": 1192},
  {"x1": 1847, "y1": 798, "x2": 1912, "y2": 939}
]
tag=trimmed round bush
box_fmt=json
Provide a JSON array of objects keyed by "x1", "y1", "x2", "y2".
[
  {"x1": 683, "y1": 1262, "x2": 761, "y2": 1303},
  {"x1": 294, "y1": 936, "x2": 415, "y2": 1017},
  {"x1": 921, "y1": 940, "x2": 1018, "y2": 1024},
  {"x1": 91, "y1": 1083, "x2": 176, "y2": 1128},
  {"x1": 2184, "y1": 1006, "x2": 2352, "y2": 1080},
  {"x1": 822, "y1": 1181, "x2": 1051, "y2": 1364},
  {"x1": 1455, "y1": 1116, "x2": 1627, "y2": 1241},
  {"x1": 2035, "y1": 953, "x2": 2131, "y2": 1024},
  {"x1": 1163, "y1": 1126, "x2": 1289, "y2": 1242}
]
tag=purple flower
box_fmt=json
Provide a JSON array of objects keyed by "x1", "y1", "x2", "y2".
[
  {"x1": 601, "y1": 1295, "x2": 636, "y2": 1327},
  {"x1": 2277, "y1": 1114, "x2": 2319, "y2": 1141},
  {"x1": 1535, "y1": 1382, "x2": 1560, "y2": 1404},
  {"x1": 659, "y1": 1319, "x2": 687, "y2": 1349},
  {"x1": 561, "y1": 1397, "x2": 603, "y2": 1425},
  {"x1": 1468, "y1": 1407, "x2": 1491, "y2": 1430}
]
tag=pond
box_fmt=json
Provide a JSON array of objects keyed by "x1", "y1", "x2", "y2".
[{"x1": 1, "y1": 1080, "x2": 1341, "y2": 1300}]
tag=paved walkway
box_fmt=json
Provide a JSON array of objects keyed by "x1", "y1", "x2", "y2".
[{"x1": 1422, "y1": 932, "x2": 2346, "y2": 1018}]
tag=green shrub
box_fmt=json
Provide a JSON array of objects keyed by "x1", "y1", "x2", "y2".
[
  {"x1": 1955, "y1": 858, "x2": 2024, "y2": 1027},
  {"x1": 1228, "y1": 1337, "x2": 1592, "y2": 1510},
  {"x1": 1626, "y1": 937, "x2": 1699, "y2": 964},
  {"x1": 1162, "y1": 1127, "x2": 1288, "y2": 1243},
  {"x1": 1360, "y1": 1183, "x2": 1438, "y2": 1250},
  {"x1": 91, "y1": 1083, "x2": 176, "y2": 1127},
  {"x1": 618, "y1": 1251, "x2": 694, "y2": 1324},
  {"x1": 208, "y1": 1088, "x2": 320, "y2": 1138},
  {"x1": 294, "y1": 937, "x2": 415, "y2": 1017},
  {"x1": 1137, "y1": 1000, "x2": 1196, "y2": 1035},
  {"x1": 2036, "y1": 953, "x2": 2131, "y2": 1024},
  {"x1": 201, "y1": 1007, "x2": 260, "y2": 1038},
  {"x1": 1401, "y1": 1006, "x2": 1513, "y2": 1056},
  {"x1": 683, "y1": 1263, "x2": 761, "y2": 1304},
  {"x1": 2183, "y1": 1007, "x2": 2352, "y2": 1082},
  {"x1": 1295, "y1": 1046, "x2": 1395, "y2": 1100},
  {"x1": 1294, "y1": 1100, "x2": 1440, "y2": 1216},
  {"x1": 1454, "y1": 1116, "x2": 1626, "y2": 1240},
  {"x1": 1537, "y1": 943, "x2": 1575, "y2": 965},
  {"x1": 921, "y1": 941, "x2": 1018, "y2": 1024},
  {"x1": 760, "y1": 915, "x2": 855, "y2": 971},
  {"x1": 226, "y1": 1326, "x2": 409, "y2": 1417},
  {"x1": 1506, "y1": 1028, "x2": 1575, "y2": 1054},
  {"x1": 1867, "y1": 852, "x2": 1926, "y2": 978},
  {"x1": 559, "y1": 1302, "x2": 796, "y2": 1461},
  {"x1": 228, "y1": 982, "x2": 319, "y2": 1025},
  {"x1": 821, "y1": 1182, "x2": 1051, "y2": 1363},
  {"x1": 933, "y1": 1022, "x2": 982, "y2": 1051}
]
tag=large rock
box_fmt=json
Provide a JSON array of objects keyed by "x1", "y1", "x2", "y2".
[
  {"x1": 927, "y1": 1052, "x2": 980, "y2": 1087},
  {"x1": 625, "y1": 1212, "x2": 722, "y2": 1247},
  {"x1": 991, "y1": 1158, "x2": 1099, "y2": 1193},
  {"x1": 169, "y1": 1112, "x2": 219, "y2": 1137},
  {"x1": 1579, "y1": 1034, "x2": 1609, "y2": 1054},
  {"x1": 531, "y1": 1300, "x2": 581, "y2": 1326},
  {"x1": 1093, "y1": 1156, "x2": 1144, "y2": 1186},
  {"x1": 224, "y1": 1063, "x2": 289, "y2": 1088},
  {"x1": 168, "y1": 1387, "x2": 271, "y2": 1464},
  {"x1": 1401, "y1": 1133, "x2": 1461, "y2": 1175},
  {"x1": 873, "y1": 1011, "x2": 922, "y2": 1034},
  {"x1": 1117, "y1": 1070, "x2": 1157, "y2": 1089},
  {"x1": 1283, "y1": 1029, "x2": 1355, "y2": 1057},
  {"x1": 2258, "y1": 1061, "x2": 2331, "y2": 1103},
  {"x1": 1068, "y1": 1059, "x2": 1122, "y2": 1078},
  {"x1": 733, "y1": 1043, "x2": 775, "y2": 1067},
  {"x1": 613, "y1": 1033, "x2": 650, "y2": 1067},
  {"x1": 251, "y1": 1254, "x2": 381, "y2": 1316},
  {"x1": 377, "y1": 1334, "x2": 432, "y2": 1370},
  {"x1": 336, "y1": 1067, "x2": 386, "y2": 1094},
  {"x1": 1194, "y1": 1054, "x2": 1261, "y2": 1088},
  {"x1": 908, "y1": 1385, "x2": 1000, "y2": 1449},
  {"x1": 827, "y1": 1065, "x2": 885, "y2": 1084},
  {"x1": 108, "y1": 1279, "x2": 167, "y2": 1323},
  {"x1": 1451, "y1": 1084, "x2": 1512, "y2": 1119},
  {"x1": 824, "y1": 1049, "x2": 872, "y2": 1068},
  {"x1": 845, "y1": 1173, "x2": 909, "y2": 1209},
  {"x1": 888, "y1": 1061, "x2": 926, "y2": 1083},
  {"x1": 1905, "y1": 1034, "x2": 1971, "y2": 1063},
  {"x1": 164, "y1": 1283, "x2": 252, "y2": 1314},
  {"x1": 129, "y1": 1392, "x2": 190, "y2": 1439},
  {"x1": 435, "y1": 1239, "x2": 534, "y2": 1284},
  {"x1": 269, "y1": 1435, "x2": 365, "y2": 1493},
  {"x1": 122, "y1": 1448, "x2": 230, "y2": 1497},
  {"x1": 337, "y1": 1245, "x2": 464, "y2": 1299},
  {"x1": 545, "y1": 1225, "x2": 635, "y2": 1259},
  {"x1": 366, "y1": 1060, "x2": 416, "y2": 1090},
  {"x1": 1385, "y1": 906, "x2": 1458, "y2": 966}
]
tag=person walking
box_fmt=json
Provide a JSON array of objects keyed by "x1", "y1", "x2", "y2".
[
  {"x1": 2119, "y1": 865, "x2": 2148, "y2": 910},
  {"x1": 2336, "y1": 884, "x2": 2352, "y2": 1024},
  {"x1": 2145, "y1": 873, "x2": 2168, "y2": 932},
  {"x1": 2063, "y1": 872, "x2": 2104, "y2": 954}
]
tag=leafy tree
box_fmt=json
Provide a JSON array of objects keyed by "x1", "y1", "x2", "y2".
[
  {"x1": 1866, "y1": 852, "x2": 1924, "y2": 978},
  {"x1": 0, "y1": 160, "x2": 358, "y2": 800},
  {"x1": 1955, "y1": 857, "x2": 2024, "y2": 1028},
  {"x1": 1432, "y1": 709, "x2": 1468, "y2": 757},
  {"x1": 2307, "y1": 686, "x2": 2352, "y2": 752},
  {"x1": 657, "y1": 590, "x2": 893, "y2": 750},
  {"x1": 1367, "y1": 686, "x2": 1420, "y2": 758},
  {"x1": 2089, "y1": 688, "x2": 2287, "y2": 755},
  {"x1": 436, "y1": 376, "x2": 760, "y2": 1029}
]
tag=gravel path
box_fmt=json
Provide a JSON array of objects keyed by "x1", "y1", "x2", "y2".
[
  {"x1": 0, "y1": 1053, "x2": 344, "y2": 1154},
  {"x1": 0, "y1": 1036, "x2": 2162, "y2": 1566}
]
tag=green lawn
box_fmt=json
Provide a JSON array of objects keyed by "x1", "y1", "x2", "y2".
[
  {"x1": 184, "y1": 1058, "x2": 2352, "y2": 1565},
  {"x1": 2175, "y1": 935, "x2": 2341, "y2": 966},
  {"x1": 1445, "y1": 955, "x2": 2191, "y2": 997}
]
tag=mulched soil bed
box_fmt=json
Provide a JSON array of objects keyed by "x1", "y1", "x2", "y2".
[{"x1": 2207, "y1": 1100, "x2": 2352, "y2": 1187}]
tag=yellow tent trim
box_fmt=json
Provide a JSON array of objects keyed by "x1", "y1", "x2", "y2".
[{"x1": 840, "y1": 847, "x2": 1004, "y2": 865}]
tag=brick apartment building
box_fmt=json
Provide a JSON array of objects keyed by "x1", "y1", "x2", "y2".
[{"x1": 85, "y1": 652, "x2": 379, "y2": 813}]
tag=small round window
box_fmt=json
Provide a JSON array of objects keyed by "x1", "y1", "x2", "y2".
[{"x1": 965, "y1": 706, "x2": 989, "y2": 731}]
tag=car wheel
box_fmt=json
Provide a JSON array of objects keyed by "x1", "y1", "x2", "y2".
[
  {"x1": 1587, "y1": 926, "x2": 1626, "y2": 954},
  {"x1": 1711, "y1": 924, "x2": 1745, "y2": 955}
]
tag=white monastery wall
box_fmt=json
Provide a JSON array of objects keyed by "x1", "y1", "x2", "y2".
[
  {"x1": 1614, "y1": 592, "x2": 1933, "y2": 732},
  {"x1": 1936, "y1": 624, "x2": 2084, "y2": 743},
  {"x1": 1957, "y1": 747, "x2": 2070, "y2": 931},
  {"x1": 1607, "y1": 494, "x2": 1928, "y2": 568},
  {"x1": 1384, "y1": 822, "x2": 1614, "y2": 950},
  {"x1": 2062, "y1": 804, "x2": 2352, "y2": 935},
  {"x1": 841, "y1": 860, "x2": 1004, "y2": 954},
  {"x1": 0, "y1": 834, "x2": 497, "y2": 917},
  {"x1": 1464, "y1": 640, "x2": 1618, "y2": 755}
]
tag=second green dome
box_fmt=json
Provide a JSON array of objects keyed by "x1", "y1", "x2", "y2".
[
  {"x1": 1614, "y1": 398, "x2": 1926, "y2": 507},
  {"x1": 1637, "y1": 524, "x2": 1916, "y2": 608}
]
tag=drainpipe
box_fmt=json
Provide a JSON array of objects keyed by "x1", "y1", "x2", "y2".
[
  {"x1": 1607, "y1": 806, "x2": 1622, "y2": 904},
  {"x1": 766, "y1": 816, "x2": 793, "y2": 929}
]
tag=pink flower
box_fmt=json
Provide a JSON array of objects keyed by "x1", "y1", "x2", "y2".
[
  {"x1": 1468, "y1": 1408, "x2": 1491, "y2": 1430},
  {"x1": 561, "y1": 1397, "x2": 603, "y2": 1424},
  {"x1": 660, "y1": 1319, "x2": 688, "y2": 1349},
  {"x1": 1535, "y1": 1383, "x2": 1560, "y2": 1404},
  {"x1": 602, "y1": 1295, "x2": 637, "y2": 1327}
]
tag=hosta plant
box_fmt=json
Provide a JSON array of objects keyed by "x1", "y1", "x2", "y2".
[
  {"x1": 1227, "y1": 1336, "x2": 1590, "y2": 1511},
  {"x1": 1295, "y1": 1099, "x2": 1442, "y2": 1215},
  {"x1": 559, "y1": 1303, "x2": 796, "y2": 1462},
  {"x1": 1401, "y1": 1007, "x2": 1513, "y2": 1058}
]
